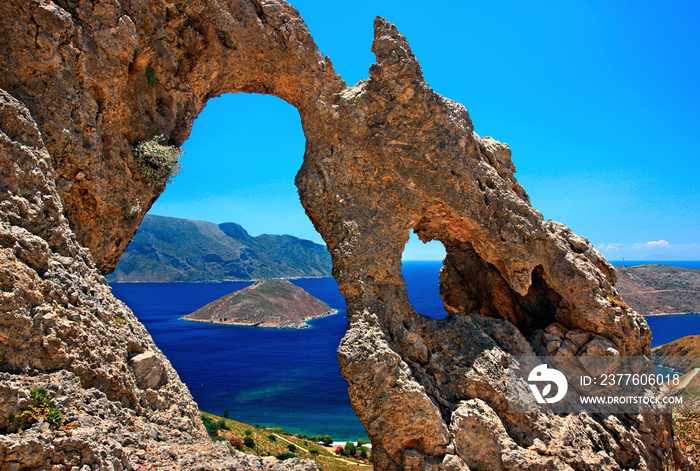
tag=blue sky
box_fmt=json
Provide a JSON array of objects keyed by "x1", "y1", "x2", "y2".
[{"x1": 150, "y1": 0, "x2": 699, "y2": 261}]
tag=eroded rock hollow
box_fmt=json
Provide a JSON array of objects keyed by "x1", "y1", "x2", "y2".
[{"x1": 0, "y1": 0, "x2": 692, "y2": 469}]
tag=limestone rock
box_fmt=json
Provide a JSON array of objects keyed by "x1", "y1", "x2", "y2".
[
  {"x1": 129, "y1": 351, "x2": 164, "y2": 390},
  {"x1": 0, "y1": 0, "x2": 691, "y2": 470},
  {"x1": 450, "y1": 399, "x2": 516, "y2": 471}
]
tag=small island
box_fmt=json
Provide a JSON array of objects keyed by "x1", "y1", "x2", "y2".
[{"x1": 181, "y1": 278, "x2": 337, "y2": 329}]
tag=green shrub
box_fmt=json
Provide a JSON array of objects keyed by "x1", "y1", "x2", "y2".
[
  {"x1": 287, "y1": 444, "x2": 296, "y2": 452},
  {"x1": 202, "y1": 414, "x2": 224, "y2": 437},
  {"x1": 216, "y1": 419, "x2": 229, "y2": 431},
  {"x1": 312, "y1": 434, "x2": 333, "y2": 446},
  {"x1": 145, "y1": 66, "x2": 157, "y2": 87},
  {"x1": 268, "y1": 434, "x2": 277, "y2": 441},
  {"x1": 134, "y1": 135, "x2": 182, "y2": 186},
  {"x1": 243, "y1": 436, "x2": 255, "y2": 448},
  {"x1": 359, "y1": 447, "x2": 368, "y2": 459},
  {"x1": 203, "y1": 421, "x2": 218, "y2": 436},
  {"x1": 13, "y1": 387, "x2": 64, "y2": 433},
  {"x1": 310, "y1": 449, "x2": 319, "y2": 455},
  {"x1": 276, "y1": 452, "x2": 296, "y2": 461},
  {"x1": 344, "y1": 441, "x2": 356, "y2": 456},
  {"x1": 297, "y1": 433, "x2": 310, "y2": 440},
  {"x1": 244, "y1": 429, "x2": 252, "y2": 436}
]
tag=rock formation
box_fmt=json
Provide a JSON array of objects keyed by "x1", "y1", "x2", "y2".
[{"x1": 0, "y1": 0, "x2": 692, "y2": 470}]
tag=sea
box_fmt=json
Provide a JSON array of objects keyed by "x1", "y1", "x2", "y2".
[{"x1": 110, "y1": 260, "x2": 700, "y2": 441}]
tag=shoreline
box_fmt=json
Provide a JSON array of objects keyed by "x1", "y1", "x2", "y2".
[
  {"x1": 108, "y1": 275, "x2": 336, "y2": 284},
  {"x1": 180, "y1": 308, "x2": 341, "y2": 329},
  {"x1": 643, "y1": 312, "x2": 700, "y2": 317}
]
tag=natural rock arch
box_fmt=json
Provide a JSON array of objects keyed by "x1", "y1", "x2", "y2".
[{"x1": 0, "y1": 0, "x2": 692, "y2": 470}]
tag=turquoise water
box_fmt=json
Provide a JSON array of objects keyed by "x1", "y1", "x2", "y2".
[
  {"x1": 110, "y1": 260, "x2": 698, "y2": 440},
  {"x1": 110, "y1": 261, "x2": 447, "y2": 441}
]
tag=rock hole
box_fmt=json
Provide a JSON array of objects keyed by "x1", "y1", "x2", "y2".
[
  {"x1": 440, "y1": 245, "x2": 560, "y2": 337},
  {"x1": 109, "y1": 93, "x2": 365, "y2": 439},
  {"x1": 401, "y1": 232, "x2": 449, "y2": 320}
]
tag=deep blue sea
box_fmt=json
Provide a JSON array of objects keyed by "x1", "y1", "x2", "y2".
[{"x1": 110, "y1": 260, "x2": 699, "y2": 440}]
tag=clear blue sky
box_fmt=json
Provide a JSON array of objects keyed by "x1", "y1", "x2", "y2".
[{"x1": 150, "y1": 0, "x2": 699, "y2": 261}]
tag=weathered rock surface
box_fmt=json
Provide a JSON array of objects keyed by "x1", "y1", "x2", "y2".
[
  {"x1": 0, "y1": 63, "x2": 315, "y2": 469},
  {"x1": 0, "y1": 0, "x2": 692, "y2": 470}
]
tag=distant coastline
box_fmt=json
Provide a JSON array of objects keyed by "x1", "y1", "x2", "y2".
[
  {"x1": 109, "y1": 275, "x2": 337, "y2": 284},
  {"x1": 644, "y1": 311, "x2": 700, "y2": 317},
  {"x1": 613, "y1": 263, "x2": 700, "y2": 317}
]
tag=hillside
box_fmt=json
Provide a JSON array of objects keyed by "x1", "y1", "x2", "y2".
[
  {"x1": 652, "y1": 335, "x2": 700, "y2": 374},
  {"x1": 182, "y1": 279, "x2": 336, "y2": 328},
  {"x1": 614, "y1": 264, "x2": 700, "y2": 315},
  {"x1": 106, "y1": 215, "x2": 332, "y2": 282},
  {"x1": 652, "y1": 335, "x2": 700, "y2": 466}
]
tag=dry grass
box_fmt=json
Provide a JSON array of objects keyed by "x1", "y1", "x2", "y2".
[
  {"x1": 674, "y1": 413, "x2": 700, "y2": 467},
  {"x1": 606, "y1": 291, "x2": 630, "y2": 310}
]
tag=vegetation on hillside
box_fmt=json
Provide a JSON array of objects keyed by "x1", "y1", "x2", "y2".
[
  {"x1": 200, "y1": 413, "x2": 372, "y2": 471},
  {"x1": 652, "y1": 334, "x2": 700, "y2": 467}
]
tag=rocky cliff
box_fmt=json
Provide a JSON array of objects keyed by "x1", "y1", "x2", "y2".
[
  {"x1": 0, "y1": 0, "x2": 692, "y2": 470},
  {"x1": 182, "y1": 278, "x2": 335, "y2": 328}
]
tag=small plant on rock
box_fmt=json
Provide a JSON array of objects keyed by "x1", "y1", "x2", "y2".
[
  {"x1": 145, "y1": 66, "x2": 157, "y2": 87},
  {"x1": 134, "y1": 135, "x2": 182, "y2": 186},
  {"x1": 606, "y1": 290, "x2": 630, "y2": 310},
  {"x1": 13, "y1": 387, "x2": 64, "y2": 433}
]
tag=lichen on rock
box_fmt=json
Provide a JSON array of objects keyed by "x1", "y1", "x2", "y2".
[{"x1": 0, "y1": 0, "x2": 693, "y2": 470}]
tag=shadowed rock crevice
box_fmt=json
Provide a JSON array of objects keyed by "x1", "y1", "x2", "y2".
[
  {"x1": 0, "y1": 1, "x2": 692, "y2": 470},
  {"x1": 440, "y1": 247, "x2": 563, "y2": 337}
]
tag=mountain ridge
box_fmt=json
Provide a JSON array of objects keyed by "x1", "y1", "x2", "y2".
[{"x1": 106, "y1": 214, "x2": 332, "y2": 282}]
